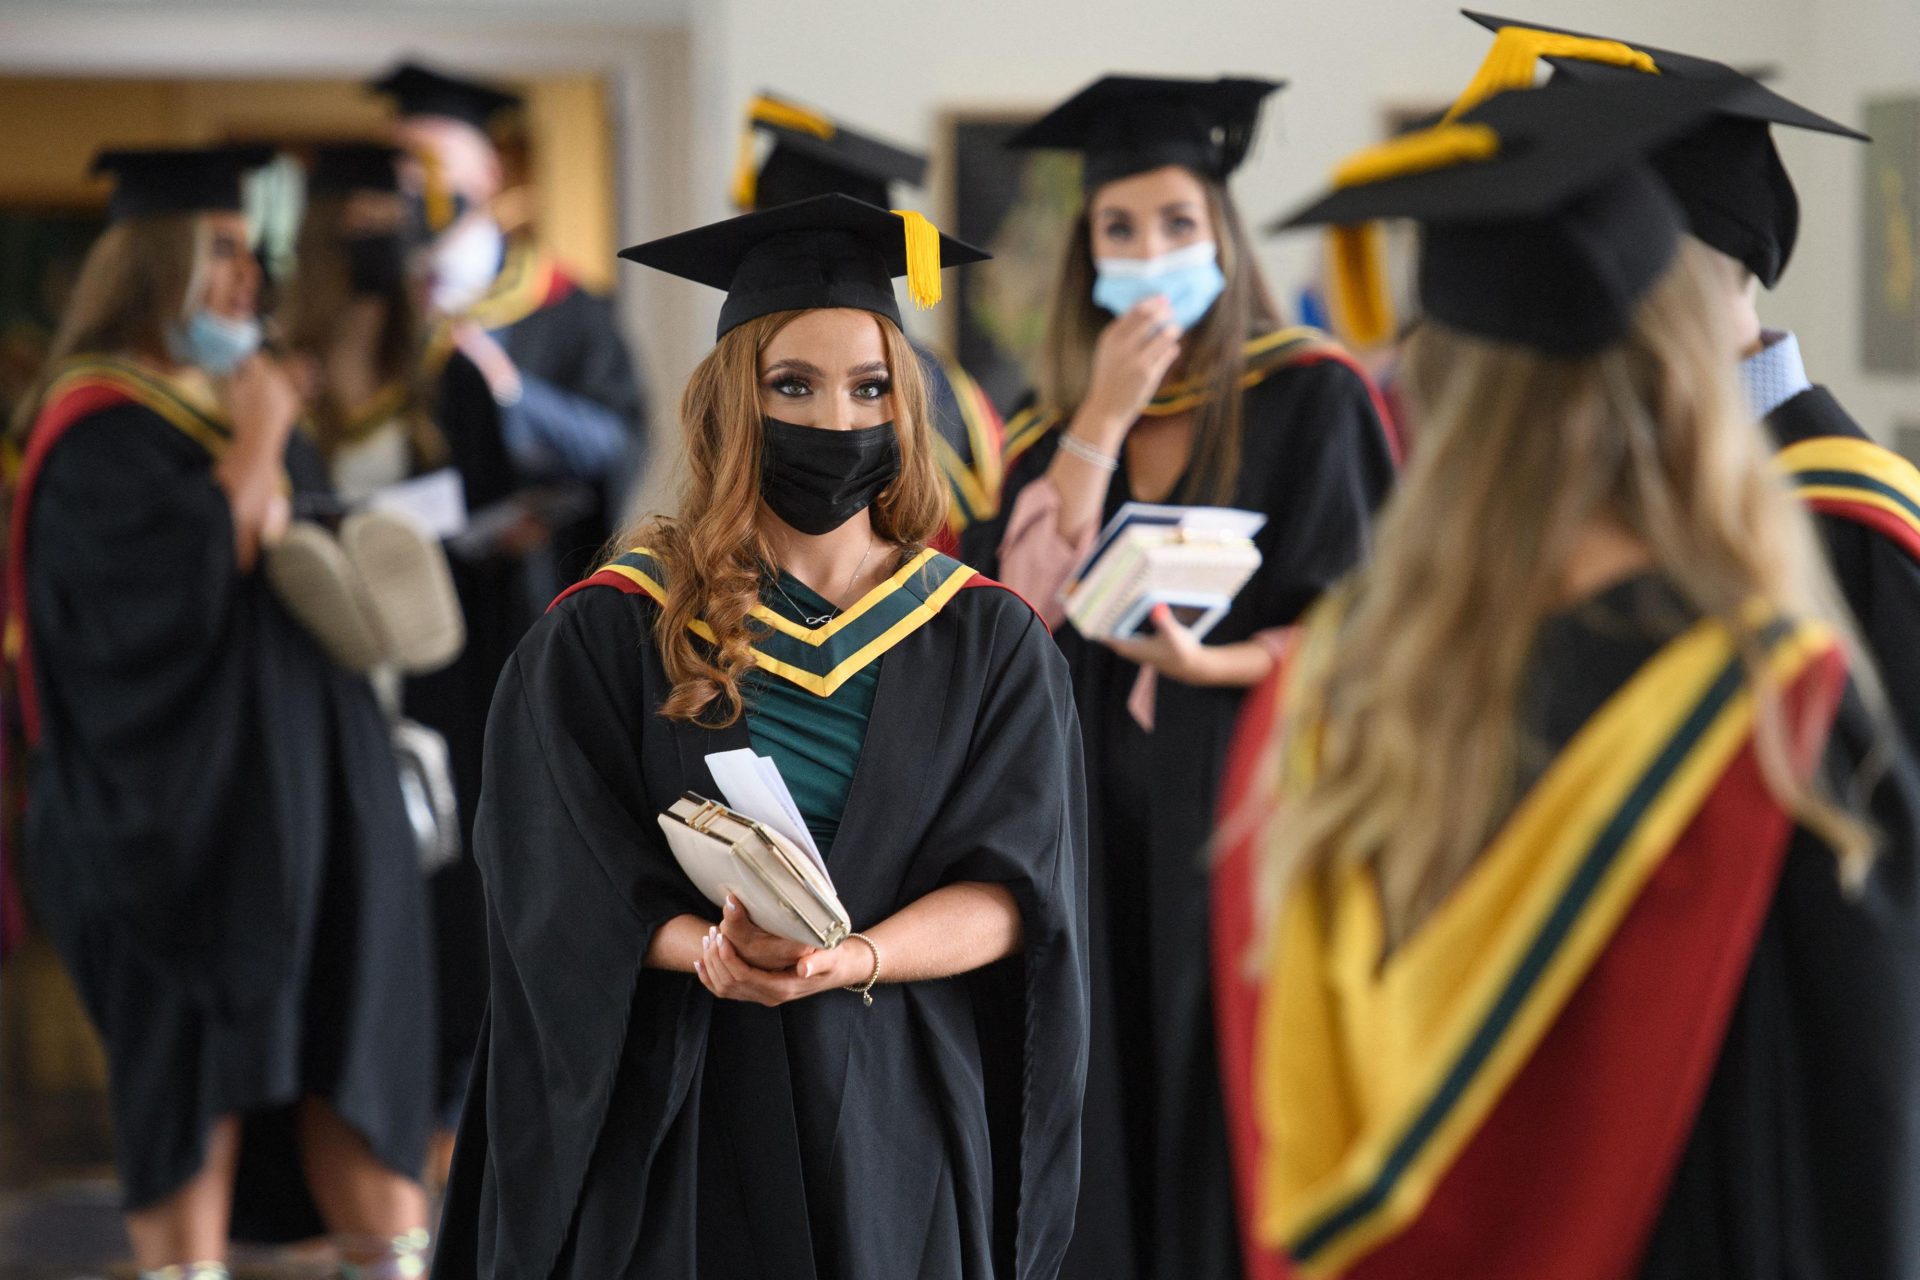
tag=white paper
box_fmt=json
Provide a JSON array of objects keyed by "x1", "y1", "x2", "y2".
[
  {"x1": 364, "y1": 467, "x2": 469, "y2": 541},
  {"x1": 705, "y1": 748, "x2": 831, "y2": 878}
]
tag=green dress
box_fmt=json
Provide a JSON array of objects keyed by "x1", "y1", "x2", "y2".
[{"x1": 743, "y1": 572, "x2": 879, "y2": 857}]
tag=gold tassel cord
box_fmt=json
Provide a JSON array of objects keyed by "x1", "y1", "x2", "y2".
[
  {"x1": 1321, "y1": 122, "x2": 1501, "y2": 349},
  {"x1": 893, "y1": 209, "x2": 943, "y2": 309},
  {"x1": 732, "y1": 94, "x2": 839, "y2": 211},
  {"x1": 1444, "y1": 27, "x2": 1659, "y2": 123}
]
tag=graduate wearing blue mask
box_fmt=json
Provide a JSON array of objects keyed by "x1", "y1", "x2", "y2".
[{"x1": 965, "y1": 74, "x2": 1400, "y2": 1280}]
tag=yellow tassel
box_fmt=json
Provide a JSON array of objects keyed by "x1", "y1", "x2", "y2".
[
  {"x1": 748, "y1": 95, "x2": 837, "y2": 139},
  {"x1": 733, "y1": 95, "x2": 839, "y2": 211},
  {"x1": 1444, "y1": 26, "x2": 1658, "y2": 122},
  {"x1": 1334, "y1": 122, "x2": 1502, "y2": 187},
  {"x1": 731, "y1": 126, "x2": 760, "y2": 211},
  {"x1": 1326, "y1": 224, "x2": 1395, "y2": 349},
  {"x1": 415, "y1": 147, "x2": 455, "y2": 234},
  {"x1": 893, "y1": 209, "x2": 942, "y2": 309}
]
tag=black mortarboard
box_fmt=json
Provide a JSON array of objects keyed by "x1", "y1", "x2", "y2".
[
  {"x1": 619, "y1": 193, "x2": 989, "y2": 339},
  {"x1": 1462, "y1": 12, "x2": 1868, "y2": 286},
  {"x1": 1006, "y1": 75, "x2": 1283, "y2": 190},
  {"x1": 307, "y1": 143, "x2": 404, "y2": 197},
  {"x1": 368, "y1": 61, "x2": 522, "y2": 131},
  {"x1": 733, "y1": 93, "x2": 929, "y2": 212},
  {"x1": 1276, "y1": 78, "x2": 1742, "y2": 354},
  {"x1": 91, "y1": 145, "x2": 276, "y2": 223}
]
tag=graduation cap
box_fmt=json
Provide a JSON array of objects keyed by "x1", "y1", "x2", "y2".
[
  {"x1": 620, "y1": 193, "x2": 989, "y2": 339},
  {"x1": 368, "y1": 61, "x2": 521, "y2": 131},
  {"x1": 91, "y1": 145, "x2": 276, "y2": 223},
  {"x1": 307, "y1": 143, "x2": 404, "y2": 197},
  {"x1": 1006, "y1": 75, "x2": 1283, "y2": 191},
  {"x1": 1462, "y1": 12, "x2": 1868, "y2": 287},
  {"x1": 732, "y1": 93, "x2": 929, "y2": 213},
  {"x1": 1275, "y1": 77, "x2": 1744, "y2": 355}
]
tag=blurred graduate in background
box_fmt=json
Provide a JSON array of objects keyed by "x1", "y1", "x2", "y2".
[
  {"x1": 970, "y1": 74, "x2": 1397, "y2": 1280},
  {"x1": 5, "y1": 144, "x2": 434, "y2": 1280},
  {"x1": 372, "y1": 60, "x2": 650, "y2": 586}
]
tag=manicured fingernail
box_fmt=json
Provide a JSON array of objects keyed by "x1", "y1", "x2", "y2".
[
  {"x1": 694, "y1": 961, "x2": 704, "y2": 976},
  {"x1": 724, "y1": 898, "x2": 736, "y2": 914},
  {"x1": 800, "y1": 963, "x2": 811, "y2": 977},
  {"x1": 701, "y1": 935, "x2": 711, "y2": 950}
]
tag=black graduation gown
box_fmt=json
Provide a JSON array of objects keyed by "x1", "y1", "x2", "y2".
[
  {"x1": 432, "y1": 573, "x2": 1090, "y2": 1280},
  {"x1": 492, "y1": 284, "x2": 648, "y2": 583},
  {"x1": 401, "y1": 350, "x2": 543, "y2": 1120},
  {"x1": 1509, "y1": 576, "x2": 1920, "y2": 1279},
  {"x1": 20, "y1": 402, "x2": 434, "y2": 1237},
  {"x1": 976, "y1": 359, "x2": 1396, "y2": 1280},
  {"x1": 1764, "y1": 387, "x2": 1920, "y2": 752}
]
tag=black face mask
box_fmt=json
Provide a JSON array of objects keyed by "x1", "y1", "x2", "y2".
[
  {"x1": 344, "y1": 232, "x2": 409, "y2": 299},
  {"x1": 760, "y1": 417, "x2": 901, "y2": 536}
]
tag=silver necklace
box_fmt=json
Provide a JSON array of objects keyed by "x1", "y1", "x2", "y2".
[{"x1": 770, "y1": 538, "x2": 875, "y2": 627}]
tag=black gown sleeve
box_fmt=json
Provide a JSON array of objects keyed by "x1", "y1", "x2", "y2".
[
  {"x1": 905, "y1": 594, "x2": 1090, "y2": 1279},
  {"x1": 1235, "y1": 358, "x2": 1396, "y2": 632},
  {"x1": 1639, "y1": 679, "x2": 1920, "y2": 1278},
  {"x1": 22, "y1": 405, "x2": 255, "y2": 999},
  {"x1": 435, "y1": 586, "x2": 711, "y2": 1279}
]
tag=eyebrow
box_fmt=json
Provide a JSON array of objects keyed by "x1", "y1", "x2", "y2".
[
  {"x1": 762, "y1": 357, "x2": 824, "y2": 378},
  {"x1": 1159, "y1": 201, "x2": 1202, "y2": 215},
  {"x1": 847, "y1": 361, "x2": 889, "y2": 378}
]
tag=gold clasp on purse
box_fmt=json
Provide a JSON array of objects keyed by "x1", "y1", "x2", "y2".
[{"x1": 687, "y1": 799, "x2": 726, "y2": 835}]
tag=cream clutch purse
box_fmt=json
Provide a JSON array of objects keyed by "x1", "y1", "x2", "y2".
[{"x1": 657, "y1": 793, "x2": 851, "y2": 948}]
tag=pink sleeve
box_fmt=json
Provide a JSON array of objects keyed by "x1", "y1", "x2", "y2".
[{"x1": 997, "y1": 476, "x2": 1095, "y2": 630}]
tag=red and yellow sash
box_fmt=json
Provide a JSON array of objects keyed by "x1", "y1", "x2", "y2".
[
  {"x1": 1000, "y1": 327, "x2": 1400, "y2": 477},
  {"x1": 1779, "y1": 434, "x2": 1920, "y2": 567},
  {"x1": 1214, "y1": 605, "x2": 1843, "y2": 1280},
  {"x1": 4, "y1": 356, "x2": 234, "y2": 746}
]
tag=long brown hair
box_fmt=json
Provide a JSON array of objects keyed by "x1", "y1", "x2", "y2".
[
  {"x1": 1261, "y1": 243, "x2": 1873, "y2": 944},
  {"x1": 9, "y1": 215, "x2": 200, "y2": 439},
  {"x1": 280, "y1": 194, "x2": 439, "y2": 465},
  {"x1": 629, "y1": 309, "x2": 946, "y2": 726},
  {"x1": 1038, "y1": 173, "x2": 1279, "y2": 504}
]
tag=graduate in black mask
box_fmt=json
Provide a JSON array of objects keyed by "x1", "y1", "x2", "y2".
[
  {"x1": 434, "y1": 194, "x2": 1090, "y2": 1280},
  {"x1": 281, "y1": 142, "x2": 536, "y2": 1168}
]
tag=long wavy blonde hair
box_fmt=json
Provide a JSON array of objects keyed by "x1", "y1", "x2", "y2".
[
  {"x1": 1261, "y1": 241, "x2": 1874, "y2": 944},
  {"x1": 1039, "y1": 174, "x2": 1278, "y2": 505},
  {"x1": 629, "y1": 308, "x2": 946, "y2": 726},
  {"x1": 9, "y1": 215, "x2": 200, "y2": 439}
]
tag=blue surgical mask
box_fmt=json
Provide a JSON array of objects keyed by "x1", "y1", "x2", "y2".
[
  {"x1": 167, "y1": 309, "x2": 262, "y2": 376},
  {"x1": 1091, "y1": 240, "x2": 1227, "y2": 332}
]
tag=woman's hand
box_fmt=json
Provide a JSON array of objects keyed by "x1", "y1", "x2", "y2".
[
  {"x1": 716, "y1": 894, "x2": 811, "y2": 971},
  {"x1": 1104, "y1": 603, "x2": 1216, "y2": 682},
  {"x1": 1104, "y1": 605, "x2": 1282, "y2": 689},
  {"x1": 695, "y1": 923, "x2": 862, "y2": 1008},
  {"x1": 226, "y1": 354, "x2": 301, "y2": 448},
  {"x1": 1080, "y1": 295, "x2": 1183, "y2": 439},
  {"x1": 452, "y1": 321, "x2": 523, "y2": 405}
]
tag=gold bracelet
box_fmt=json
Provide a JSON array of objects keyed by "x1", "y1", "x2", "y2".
[{"x1": 842, "y1": 932, "x2": 881, "y2": 1007}]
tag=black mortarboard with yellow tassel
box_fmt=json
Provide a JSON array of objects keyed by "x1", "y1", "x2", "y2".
[
  {"x1": 1462, "y1": 11, "x2": 1867, "y2": 289},
  {"x1": 619, "y1": 193, "x2": 989, "y2": 339},
  {"x1": 731, "y1": 92, "x2": 930, "y2": 213},
  {"x1": 1276, "y1": 75, "x2": 1743, "y2": 354}
]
